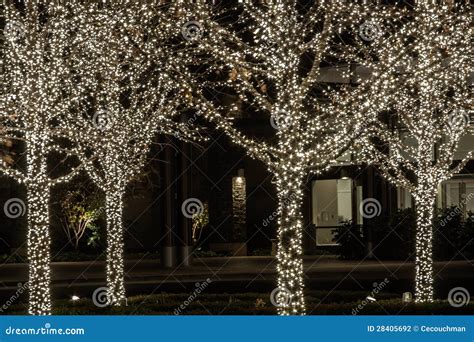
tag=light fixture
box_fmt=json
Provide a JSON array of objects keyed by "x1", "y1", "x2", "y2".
[{"x1": 402, "y1": 292, "x2": 413, "y2": 303}]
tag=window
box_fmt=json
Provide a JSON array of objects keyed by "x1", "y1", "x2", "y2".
[
  {"x1": 446, "y1": 182, "x2": 460, "y2": 207},
  {"x1": 312, "y1": 179, "x2": 354, "y2": 246},
  {"x1": 440, "y1": 179, "x2": 474, "y2": 217},
  {"x1": 466, "y1": 183, "x2": 474, "y2": 214},
  {"x1": 397, "y1": 187, "x2": 413, "y2": 209},
  {"x1": 454, "y1": 135, "x2": 474, "y2": 161}
]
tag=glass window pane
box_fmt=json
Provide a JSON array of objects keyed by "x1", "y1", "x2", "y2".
[
  {"x1": 312, "y1": 180, "x2": 338, "y2": 227},
  {"x1": 337, "y1": 179, "x2": 352, "y2": 222},
  {"x1": 356, "y1": 185, "x2": 363, "y2": 225},
  {"x1": 465, "y1": 182, "x2": 474, "y2": 214},
  {"x1": 397, "y1": 187, "x2": 412, "y2": 209},
  {"x1": 312, "y1": 179, "x2": 353, "y2": 246},
  {"x1": 446, "y1": 183, "x2": 460, "y2": 207}
]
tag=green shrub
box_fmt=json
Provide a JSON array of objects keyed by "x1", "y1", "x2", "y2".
[
  {"x1": 335, "y1": 207, "x2": 473, "y2": 261},
  {"x1": 5, "y1": 291, "x2": 472, "y2": 315},
  {"x1": 332, "y1": 221, "x2": 365, "y2": 260},
  {"x1": 371, "y1": 208, "x2": 416, "y2": 260},
  {"x1": 434, "y1": 208, "x2": 474, "y2": 260}
]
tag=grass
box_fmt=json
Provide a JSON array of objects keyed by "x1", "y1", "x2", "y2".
[{"x1": 3, "y1": 290, "x2": 473, "y2": 315}]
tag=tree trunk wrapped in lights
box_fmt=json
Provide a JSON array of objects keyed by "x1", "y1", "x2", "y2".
[
  {"x1": 105, "y1": 189, "x2": 126, "y2": 304},
  {"x1": 26, "y1": 183, "x2": 52, "y2": 315},
  {"x1": 166, "y1": 1, "x2": 406, "y2": 315},
  {"x1": 274, "y1": 172, "x2": 306, "y2": 314},
  {"x1": 413, "y1": 185, "x2": 437, "y2": 302},
  {"x1": 353, "y1": 1, "x2": 472, "y2": 302},
  {"x1": 0, "y1": 2, "x2": 89, "y2": 315},
  {"x1": 60, "y1": 3, "x2": 204, "y2": 305}
]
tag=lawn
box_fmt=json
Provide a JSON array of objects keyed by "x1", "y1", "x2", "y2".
[{"x1": 3, "y1": 291, "x2": 473, "y2": 315}]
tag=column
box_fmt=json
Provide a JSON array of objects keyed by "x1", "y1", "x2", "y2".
[
  {"x1": 161, "y1": 136, "x2": 177, "y2": 268},
  {"x1": 178, "y1": 140, "x2": 193, "y2": 266}
]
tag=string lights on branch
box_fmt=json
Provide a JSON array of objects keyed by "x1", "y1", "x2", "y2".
[
  {"x1": 0, "y1": 1, "x2": 89, "y2": 315},
  {"x1": 172, "y1": 1, "x2": 409, "y2": 315},
  {"x1": 354, "y1": 1, "x2": 472, "y2": 302},
  {"x1": 0, "y1": 0, "x2": 470, "y2": 316},
  {"x1": 60, "y1": 2, "x2": 203, "y2": 306},
  {"x1": 1, "y1": 1, "x2": 202, "y2": 314}
]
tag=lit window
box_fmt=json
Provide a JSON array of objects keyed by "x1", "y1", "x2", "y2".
[{"x1": 312, "y1": 179, "x2": 353, "y2": 246}]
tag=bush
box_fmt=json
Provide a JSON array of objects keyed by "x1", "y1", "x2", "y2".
[
  {"x1": 371, "y1": 208, "x2": 416, "y2": 260},
  {"x1": 464, "y1": 213, "x2": 474, "y2": 258},
  {"x1": 332, "y1": 221, "x2": 365, "y2": 260},
  {"x1": 332, "y1": 209, "x2": 416, "y2": 260},
  {"x1": 434, "y1": 208, "x2": 474, "y2": 260},
  {"x1": 51, "y1": 178, "x2": 105, "y2": 253},
  {"x1": 4, "y1": 291, "x2": 473, "y2": 315},
  {"x1": 333, "y1": 207, "x2": 474, "y2": 261}
]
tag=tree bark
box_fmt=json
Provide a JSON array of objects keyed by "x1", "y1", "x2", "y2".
[
  {"x1": 275, "y1": 174, "x2": 306, "y2": 315},
  {"x1": 26, "y1": 150, "x2": 52, "y2": 315},
  {"x1": 413, "y1": 192, "x2": 436, "y2": 303},
  {"x1": 105, "y1": 190, "x2": 126, "y2": 306}
]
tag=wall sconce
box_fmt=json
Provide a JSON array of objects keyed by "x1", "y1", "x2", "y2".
[
  {"x1": 233, "y1": 168, "x2": 245, "y2": 185},
  {"x1": 340, "y1": 169, "x2": 350, "y2": 180}
]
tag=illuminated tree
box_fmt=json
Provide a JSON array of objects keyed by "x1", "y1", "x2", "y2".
[
  {"x1": 0, "y1": 2, "x2": 85, "y2": 315},
  {"x1": 59, "y1": 190, "x2": 102, "y2": 250},
  {"x1": 169, "y1": 1, "x2": 404, "y2": 315},
  {"x1": 61, "y1": 3, "x2": 202, "y2": 305},
  {"x1": 354, "y1": 1, "x2": 472, "y2": 302}
]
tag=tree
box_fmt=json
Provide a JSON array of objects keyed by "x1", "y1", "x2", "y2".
[
  {"x1": 59, "y1": 189, "x2": 103, "y2": 250},
  {"x1": 356, "y1": 1, "x2": 472, "y2": 302},
  {"x1": 0, "y1": 1, "x2": 89, "y2": 315},
  {"x1": 169, "y1": 1, "x2": 403, "y2": 315},
  {"x1": 61, "y1": 2, "x2": 203, "y2": 305}
]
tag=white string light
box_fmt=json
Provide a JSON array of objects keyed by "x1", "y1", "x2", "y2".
[
  {"x1": 60, "y1": 2, "x2": 203, "y2": 306},
  {"x1": 356, "y1": 1, "x2": 472, "y2": 302},
  {"x1": 1, "y1": 1, "x2": 201, "y2": 314},
  {"x1": 1, "y1": 0, "x2": 470, "y2": 316},
  {"x1": 0, "y1": 2, "x2": 85, "y2": 315},
  {"x1": 173, "y1": 1, "x2": 408, "y2": 315}
]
